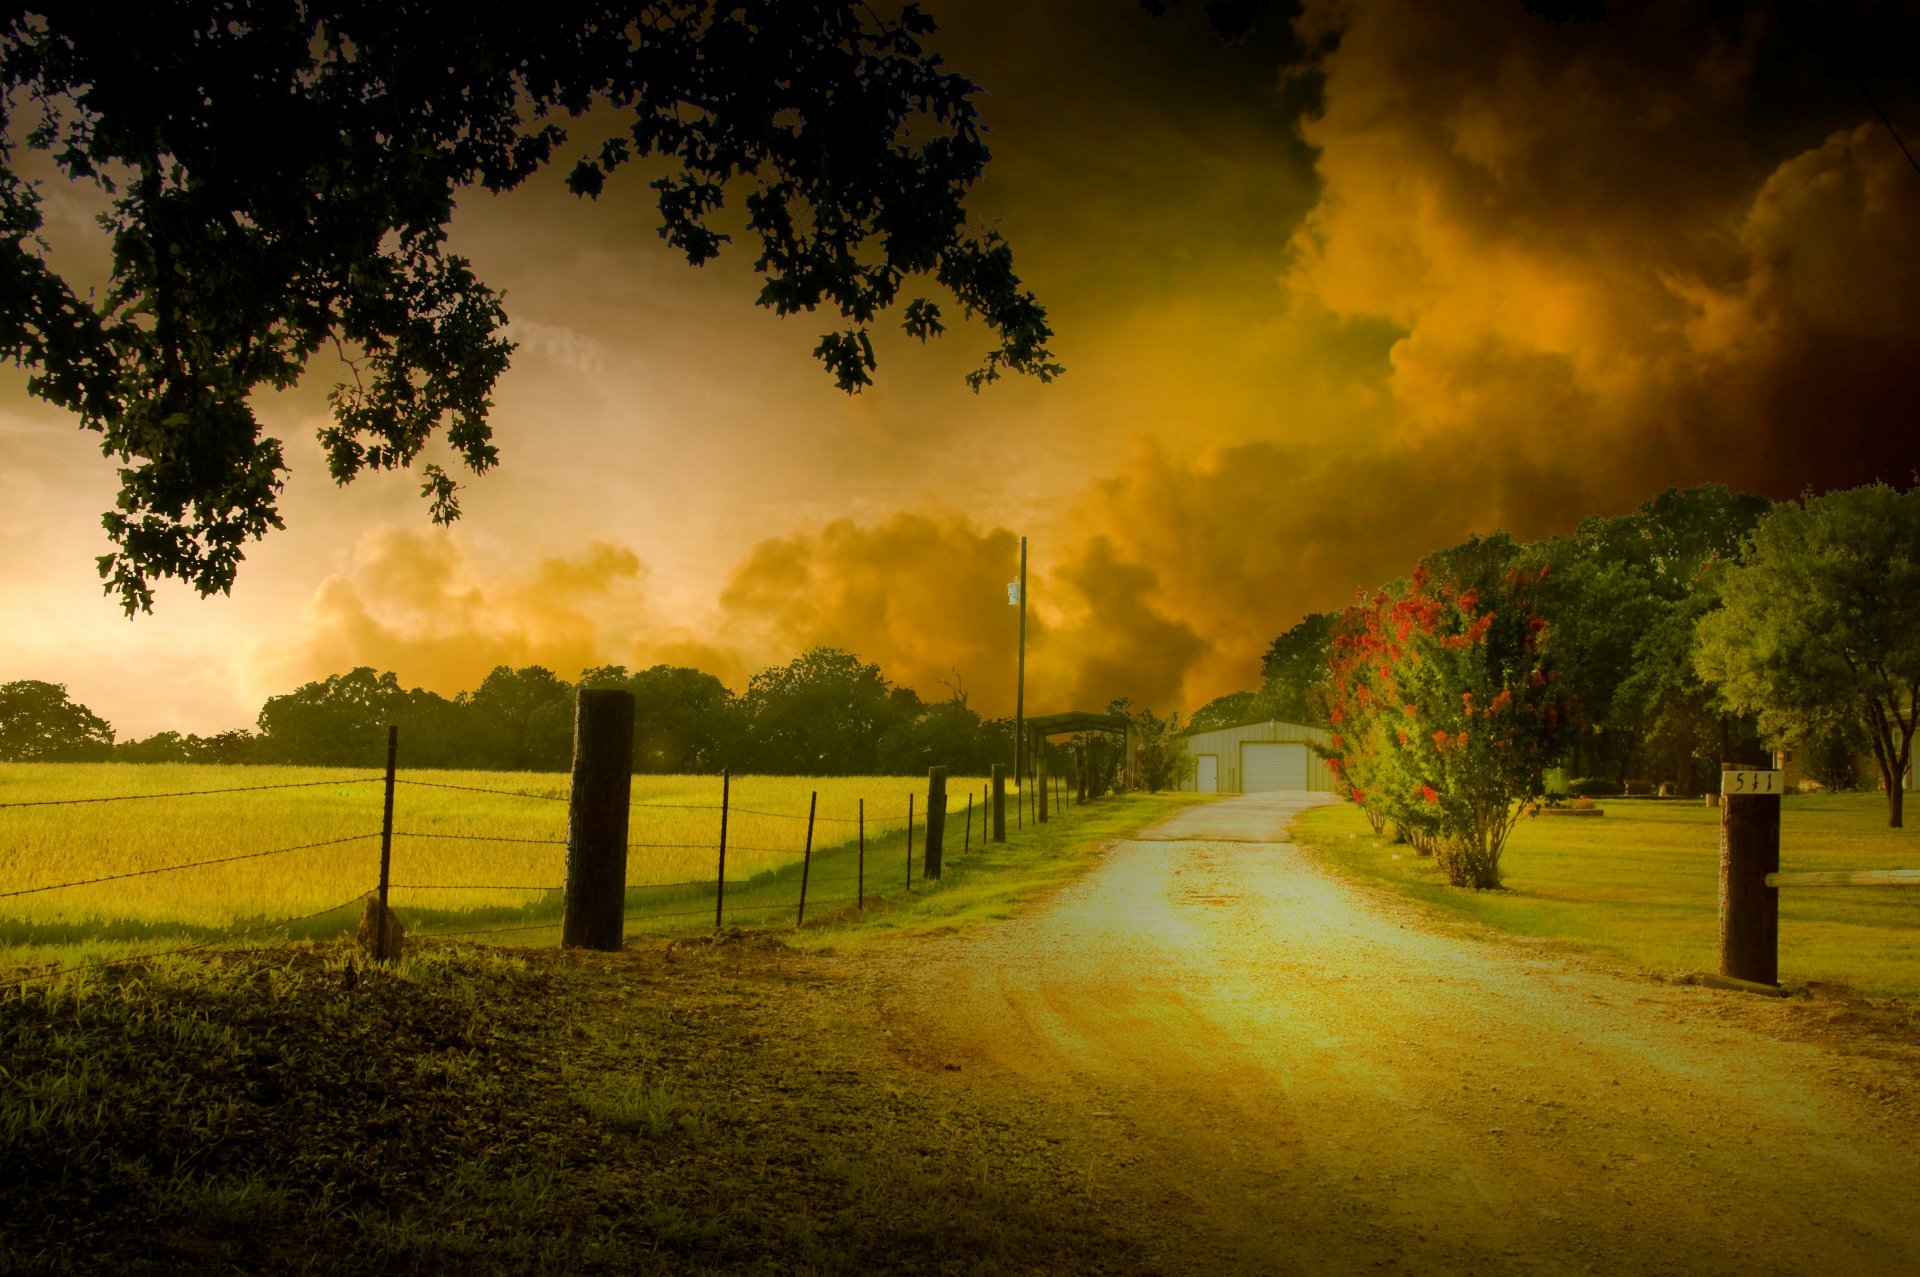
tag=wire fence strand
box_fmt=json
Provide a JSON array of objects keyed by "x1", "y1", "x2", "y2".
[
  {"x1": 394, "y1": 830, "x2": 567, "y2": 846},
  {"x1": 0, "y1": 832, "x2": 381, "y2": 900},
  {"x1": 0, "y1": 776, "x2": 382, "y2": 809},
  {"x1": 391, "y1": 882, "x2": 561, "y2": 893},
  {"x1": 392, "y1": 778, "x2": 569, "y2": 803}
]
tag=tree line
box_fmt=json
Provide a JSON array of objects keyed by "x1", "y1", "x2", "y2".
[
  {"x1": 1, "y1": 647, "x2": 1134, "y2": 782},
  {"x1": 1188, "y1": 481, "x2": 1917, "y2": 884}
]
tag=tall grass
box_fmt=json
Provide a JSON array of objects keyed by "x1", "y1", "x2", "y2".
[{"x1": 0, "y1": 764, "x2": 995, "y2": 962}]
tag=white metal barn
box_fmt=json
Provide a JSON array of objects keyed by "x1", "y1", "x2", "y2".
[{"x1": 1178, "y1": 718, "x2": 1337, "y2": 794}]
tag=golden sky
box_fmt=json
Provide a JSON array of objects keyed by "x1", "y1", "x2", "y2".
[{"x1": 3, "y1": 0, "x2": 1917, "y2": 739}]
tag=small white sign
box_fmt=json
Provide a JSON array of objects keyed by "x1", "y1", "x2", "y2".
[
  {"x1": 1007, "y1": 581, "x2": 1022, "y2": 605},
  {"x1": 1721, "y1": 769, "x2": 1782, "y2": 796}
]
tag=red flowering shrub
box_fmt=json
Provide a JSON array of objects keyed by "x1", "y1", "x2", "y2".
[{"x1": 1319, "y1": 555, "x2": 1578, "y2": 888}]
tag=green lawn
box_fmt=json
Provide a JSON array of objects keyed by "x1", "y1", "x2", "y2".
[{"x1": 1296, "y1": 794, "x2": 1920, "y2": 997}]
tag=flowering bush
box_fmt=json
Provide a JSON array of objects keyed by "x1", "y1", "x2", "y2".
[{"x1": 1321, "y1": 558, "x2": 1577, "y2": 888}]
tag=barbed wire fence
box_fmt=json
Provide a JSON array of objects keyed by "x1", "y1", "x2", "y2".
[{"x1": 0, "y1": 700, "x2": 1104, "y2": 984}]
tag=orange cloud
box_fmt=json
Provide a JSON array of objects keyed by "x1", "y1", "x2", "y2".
[
  {"x1": 1286, "y1": 0, "x2": 1920, "y2": 493},
  {"x1": 258, "y1": 527, "x2": 736, "y2": 698}
]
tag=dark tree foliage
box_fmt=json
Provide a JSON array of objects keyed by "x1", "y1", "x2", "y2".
[
  {"x1": 1187, "y1": 688, "x2": 1263, "y2": 733},
  {"x1": 0, "y1": 679, "x2": 114, "y2": 760},
  {"x1": 738, "y1": 647, "x2": 903, "y2": 774},
  {"x1": 0, "y1": 3, "x2": 1059, "y2": 613},
  {"x1": 1259, "y1": 610, "x2": 1333, "y2": 726}
]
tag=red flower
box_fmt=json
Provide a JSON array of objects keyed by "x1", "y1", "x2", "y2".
[
  {"x1": 1527, "y1": 614, "x2": 1548, "y2": 633},
  {"x1": 1330, "y1": 705, "x2": 1347, "y2": 724},
  {"x1": 1331, "y1": 734, "x2": 1344, "y2": 750},
  {"x1": 1456, "y1": 588, "x2": 1479, "y2": 613},
  {"x1": 1433, "y1": 729, "x2": 1450, "y2": 751},
  {"x1": 1350, "y1": 786, "x2": 1366, "y2": 804},
  {"x1": 1528, "y1": 669, "x2": 1546, "y2": 688},
  {"x1": 1328, "y1": 756, "x2": 1345, "y2": 774},
  {"x1": 1397, "y1": 729, "x2": 1410, "y2": 745},
  {"x1": 1421, "y1": 784, "x2": 1439, "y2": 804},
  {"x1": 1403, "y1": 702, "x2": 1419, "y2": 717},
  {"x1": 1488, "y1": 689, "x2": 1513, "y2": 714},
  {"x1": 1455, "y1": 731, "x2": 1469, "y2": 748}
]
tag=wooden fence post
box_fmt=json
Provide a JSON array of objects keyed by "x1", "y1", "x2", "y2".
[
  {"x1": 1036, "y1": 742, "x2": 1049, "y2": 824},
  {"x1": 906, "y1": 792, "x2": 915, "y2": 890},
  {"x1": 562, "y1": 689, "x2": 634, "y2": 952},
  {"x1": 965, "y1": 793, "x2": 974, "y2": 855},
  {"x1": 716, "y1": 770, "x2": 731, "y2": 931},
  {"x1": 1720, "y1": 764, "x2": 1782, "y2": 986},
  {"x1": 797, "y1": 791, "x2": 817, "y2": 927},
  {"x1": 857, "y1": 798, "x2": 865, "y2": 911},
  {"x1": 992, "y1": 764, "x2": 1007, "y2": 843},
  {"x1": 925, "y1": 766, "x2": 947, "y2": 880},
  {"x1": 374, "y1": 724, "x2": 398, "y2": 962}
]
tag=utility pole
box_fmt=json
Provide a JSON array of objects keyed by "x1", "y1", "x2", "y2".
[{"x1": 1012, "y1": 535, "x2": 1028, "y2": 807}]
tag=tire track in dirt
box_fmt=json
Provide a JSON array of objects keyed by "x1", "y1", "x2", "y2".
[{"x1": 873, "y1": 792, "x2": 1920, "y2": 1275}]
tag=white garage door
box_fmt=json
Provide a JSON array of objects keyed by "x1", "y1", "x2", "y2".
[{"x1": 1242, "y1": 742, "x2": 1309, "y2": 792}]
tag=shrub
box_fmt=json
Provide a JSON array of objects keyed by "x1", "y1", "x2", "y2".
[
  {"x1": 1567, "y1": 776, "x2": 1621, "y2": 797},
  {"x1": 1321, "y1": 557, "x2": 1578, "y2": 888}
]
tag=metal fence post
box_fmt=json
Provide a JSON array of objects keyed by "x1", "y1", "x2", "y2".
[
  {"x1": 715, "y1": 770, "x2": 730, "y2": 931},
  {"x1": 797, "y1": 791, "x2": 817, "y2": 927}
]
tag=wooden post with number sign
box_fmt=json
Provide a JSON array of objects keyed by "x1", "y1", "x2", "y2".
[{"x1": 1719, "y1": 764, "x2": 1781, "y2": 986}]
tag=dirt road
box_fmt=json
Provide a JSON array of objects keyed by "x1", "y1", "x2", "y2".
[{"x1": 877, "y1": 792, "x2": 1920, "y2": 1275}]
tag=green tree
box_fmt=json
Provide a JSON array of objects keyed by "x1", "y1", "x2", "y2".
[
  {"x1": 1125, "y1": 706, "x2": 1194, "y2": 794},
  {"x1": 1696, "y1": 483, "x2": 1920, "y2": 827},
  {"x1": 1258, "y1": 611, "x2": 1334, "y2": 725},
  {"x1": 0, "y1": 680, "x2": 114, "y2": 760},
  {"x1": 114, "y1": 730, "x2": 193, "y2": 763},
  {"x1": 622, "y1": 665, "x2": 741, "y2": 774},
  {"x1": 255, "y1": 668, "x2": 403, "y2": 766},
  {"x1": 1188, "y1": 689, "x2": 1263, "y2": 733},
  {"x1": 739, "y1": 647, "x2": 905, "y2": 774},
  {"x1": 462, "y1": 667, "x2": 574, "y2": 772},
  {"x1": 1, "y1": 3, "x2": 1058, "y2": 613}
]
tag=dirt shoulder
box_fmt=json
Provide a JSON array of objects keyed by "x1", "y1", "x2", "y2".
[{"x1": 863, "y1": 792, "x2": 1920, "y2": 1276}]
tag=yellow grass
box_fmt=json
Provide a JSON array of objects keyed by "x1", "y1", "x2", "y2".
[{"x1": 0, "y1": 764, "x2": 997, "y2": 957}]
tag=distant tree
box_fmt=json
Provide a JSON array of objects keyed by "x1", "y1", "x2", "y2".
[
  {"x1": 878, "y1": 699, "x2": 988, "y2": 775},
  {"x1": 114, "y1": 730, "x2": 193, "y2": 763},
  {"x1": 1258, "y1": 611, "x2": 1334, "y2": 726},
  {"x1": 1128, "y1": 707, "x2": 1194, "y2": 794},
  {"x1": 1535, "y1": 484, "x2": 1773, "y2": 790},
  {"x1": 740, "y1": 647, "x2": 904, "y2": 774},
  {"x1": 188, "y1": 729, "x2": 264, "y2": 765},
  {"x1": 462, "y1": 667, "x2": 574, "y2": 771},
  {"x1": 1188, "y1": 689, "x2": 1262, "y2": 734},
  {"x1": 256, "y1": 668, "x2": 403, "y2": 767},
  {"x1": 0, "y1": 680, "x2": 114, "y2": 760},
  {"x1": 623, "y1": 665, "x2": 740, "y2": 774},
  {"x1": 1696, "y1": 483, "x2": 1920, "y2": 827},
  {"x1": 1, "y1": 3, "x2": 1057, "y2": 613}
]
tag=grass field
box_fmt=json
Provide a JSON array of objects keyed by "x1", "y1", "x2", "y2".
[
  {"x1": 2, "y1": 789, "x2": 1193, "y2": 1272},
  {"x1": 0, "y1": 764, "x2": 1044, "y2": 966},
  {"x1": 1296, "y1": 793, "x2": 1920, "y2": 997}
]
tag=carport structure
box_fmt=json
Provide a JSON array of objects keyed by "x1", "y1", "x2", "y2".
[{"x1": 1022, "y1": 710, "x2": 1134, "y2": 820}]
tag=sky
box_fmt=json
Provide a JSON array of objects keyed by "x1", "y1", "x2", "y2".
[{"x1": 3, "y1": 0, "x2": 1918, "y2": 740}]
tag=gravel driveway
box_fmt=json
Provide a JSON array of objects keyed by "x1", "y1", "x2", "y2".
[{"x1": 880, "y1": 791, "x2": 1920, "y2": 1275}]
